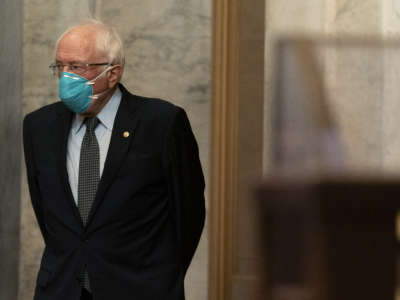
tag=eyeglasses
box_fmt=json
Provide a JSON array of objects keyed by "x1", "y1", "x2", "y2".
[{"x1": 49, "y1": 62, "x2": 109, "y2": 76}]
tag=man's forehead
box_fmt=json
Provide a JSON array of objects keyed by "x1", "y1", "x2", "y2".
[
  {"x1": 59, "y1": 30, "x2": 95, "y2": 49},
  {"x1": 56, "y1": 30, "x2": 98, "y2": 61}
]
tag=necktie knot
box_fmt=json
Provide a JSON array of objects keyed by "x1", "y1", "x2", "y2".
[{"x1": 85, "y1": 117, "x2": 99, "y2": 133}]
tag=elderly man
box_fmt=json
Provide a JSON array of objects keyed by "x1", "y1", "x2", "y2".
[{"x1": 23, "y1": 19, "x2": 205, "y2": 300}]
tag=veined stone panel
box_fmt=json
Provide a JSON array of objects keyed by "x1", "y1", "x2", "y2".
[
  {"x1": 267, "y1": 0, "x2": 326, "y2": 35},
  {"x1": 383, "y1": 0, "x2": 400, "y2": 35},
  {"x1": 265, "y1": 0, "x2": 395, "y2": 175},
  {"x1": 382, "y1": 0, "x2": 400, "y2": 173},
  {"x1": 332, "y1": 0, "x2": 381, "y2": 35},
  {"x1": 324, "y1": 0, "x2": 384, "y2": 172},
  {"x1": 264, "y1": 0, "x2": 327, "y2": 173}
]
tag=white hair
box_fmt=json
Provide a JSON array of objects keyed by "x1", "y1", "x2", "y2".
[{"x1": 56, "y1": 19, "x2": 125, "y2": 67}]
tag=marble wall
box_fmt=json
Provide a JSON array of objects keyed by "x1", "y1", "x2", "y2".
[
  {"x1": 20, "y1": 1, "x2": 210, "y2": 300},
  {"x1": 264, "y1": 0, "x2": 327, "y2": 172},
  {"x1": 381, "y1": 0, "x2": 400, "y2": 173},
  {"x1": 265, "y1": 0, "x2": 400, "y2": 175},
  {"x1": 0, "y1": 1, "x2": 22, "y2": 299}
]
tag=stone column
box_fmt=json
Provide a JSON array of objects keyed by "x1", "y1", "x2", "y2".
[{"x1": 0, "y1": 0, "x2": 22, "y2": 299}]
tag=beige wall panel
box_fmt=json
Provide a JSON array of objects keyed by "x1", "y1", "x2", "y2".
[
  {"x1": 325, "y1": 45, "x2": 383, "y2": 171},
  {"x1": 381, "y1": 0, "x2": 400, "y2": 173},
  {"x1": 326, "y1": 0, "x2": 384, "y2": 171},
  {"x1": 264, "y1": 1, "x2": 327, "y2": 173},
  {"x1": 265, "y1": 0, "x2": 389, "y2": 174},
  {"x1": 333, "y1": 0, "x2": 381, "y2": 34},
  {"x1": 383, "y1": 0, "x2": 400, "y2": 35},
  {"x1": 267, "y1": 0, "x2": 326, "y2": 35}
]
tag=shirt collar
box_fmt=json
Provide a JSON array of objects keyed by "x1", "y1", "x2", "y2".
[{"x1": 72, "y1": 87, "x2": 122, "y2": 134}]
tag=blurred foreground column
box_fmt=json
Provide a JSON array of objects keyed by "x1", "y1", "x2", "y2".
[{"x1": 0, "y1": 0, "x2": 22, "y2": 299}]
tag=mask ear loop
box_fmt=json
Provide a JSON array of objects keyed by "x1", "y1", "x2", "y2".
[
  {"x1": 90, "y1": 89, "x2": 110, "y2": 100},
  {"x1": 86, "y1": 65, "x2": 114, "y2": 99}
]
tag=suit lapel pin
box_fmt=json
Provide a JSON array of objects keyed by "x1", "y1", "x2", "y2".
[{"x1": 123, "y1": 131, "x2": 130, "y2": 138}]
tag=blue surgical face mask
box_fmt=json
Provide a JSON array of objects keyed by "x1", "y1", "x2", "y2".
[{"x1": 58, "y1": 66, "x2": 111, "y2": 114}]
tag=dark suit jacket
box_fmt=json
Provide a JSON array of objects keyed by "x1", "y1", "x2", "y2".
[{"x1": 23, "y1": 84, "x2": 205, "y2": 300}]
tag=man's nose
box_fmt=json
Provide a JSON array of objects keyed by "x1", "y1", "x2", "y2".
[{"x1": 61, "y1": 64, "x2": 71, "y2": 72}]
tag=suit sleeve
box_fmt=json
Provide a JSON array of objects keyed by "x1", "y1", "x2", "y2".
[
  {"x1": 165, "y1": 107, "x2": 206, "y2": 274},
  {"x1": 23, "y1": 115, "x2": 48, "y2": 243}
]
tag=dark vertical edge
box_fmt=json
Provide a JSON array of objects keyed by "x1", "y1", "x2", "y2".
[{"x1": 0, "y1": 0, "x2": 22, "y2": 299}]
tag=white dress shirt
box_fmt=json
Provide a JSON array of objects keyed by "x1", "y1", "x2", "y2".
[{"x1": 66, "y1": 87, "x2": 122, "y2": 204}]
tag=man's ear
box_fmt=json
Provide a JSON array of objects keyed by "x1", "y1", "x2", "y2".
[{"x1": 107, "y1": 65, "x2": 123, "y2": 88}]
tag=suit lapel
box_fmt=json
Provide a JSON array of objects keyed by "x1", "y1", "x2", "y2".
[
  {"x1": 87, "y1": 85, "x2": 141, "y2": 227},
  {"x1": 54, "y1": 104, "x2": 85, "y2": 231}
]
